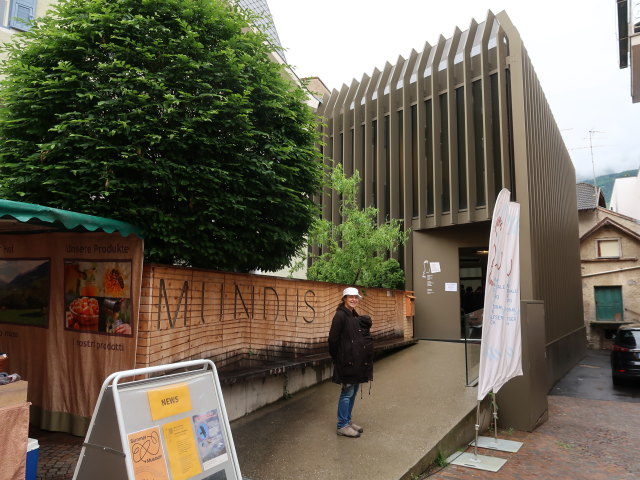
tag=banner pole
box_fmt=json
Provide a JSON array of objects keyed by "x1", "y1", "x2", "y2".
[
  {"x1": 473, "y1": 399, "x2": 481, "y2": 458},
  {"x1": 492, "y1": 392, "x2": 499, "y2": 442}
]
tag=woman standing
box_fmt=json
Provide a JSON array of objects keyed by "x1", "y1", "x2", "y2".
[{"x1": 328, "y1": 287, "x2": 374, "y2": 438}]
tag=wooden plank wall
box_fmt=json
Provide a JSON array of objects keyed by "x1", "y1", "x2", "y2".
[{"x1": 136, "y1": 263, "x2": 414, "y2": 370}]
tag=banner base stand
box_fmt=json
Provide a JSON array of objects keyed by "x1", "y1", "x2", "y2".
[
  {"x1": 470, "y1": 436, "x2": 523, "y2": 453},
  {"x1": 449, "y1": 452, "x2": 507, "y2": 472}
]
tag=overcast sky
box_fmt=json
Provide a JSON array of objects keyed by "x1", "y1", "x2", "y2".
[{"x1": 267, "y1": 0, "x2": 640, "y2": 181}]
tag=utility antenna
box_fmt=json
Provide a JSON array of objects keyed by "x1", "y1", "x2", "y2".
[
  {"x1": 588, "y1": 130, "x2": 605, "y2": 212},
  {"x1": 588, "y1": 130, "x2": 605, "y2": 187}
]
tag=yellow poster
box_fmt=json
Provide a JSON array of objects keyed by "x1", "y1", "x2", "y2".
[
  {"x1": 127, "y1": 426, "x2": 169, "y2": 480},
  {"x1": 162, "y1": 417, "x2": 202, "y2": 480},
  {"x1": 147, "y1": 383, "x2": 192, "y2": 421}
]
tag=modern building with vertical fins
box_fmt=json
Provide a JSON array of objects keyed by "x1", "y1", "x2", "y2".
[{"x1": 316, "y1": 10, "x2": 585, "y2": 430}]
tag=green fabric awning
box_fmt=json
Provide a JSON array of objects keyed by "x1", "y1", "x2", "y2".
[{"x1": 0, "y1": 199, "x2": 143, "y2": 238}]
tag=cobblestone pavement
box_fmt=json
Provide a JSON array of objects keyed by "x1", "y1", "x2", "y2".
[
  {"x1": 29, "y1": 428, "x2": 83, "y2": 480},
  {"x1": 422, "y1": 395, "x2": 640, "y2": 480}
]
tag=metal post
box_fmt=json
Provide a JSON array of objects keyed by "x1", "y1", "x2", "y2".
[
  {"x1": 473, "y1": 399, "x2": 481, "y2": 458},
  {"x1": 491, "y1": 391, "x2": 499, "y2": 442}
]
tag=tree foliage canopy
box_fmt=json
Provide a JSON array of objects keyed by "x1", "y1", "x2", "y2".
[
  {"x1": 302, "y1": 165, "x2": 409, "y2": 289},
  {"x1": 0, "y1": 0, "x2": 322, "y2": 272}
]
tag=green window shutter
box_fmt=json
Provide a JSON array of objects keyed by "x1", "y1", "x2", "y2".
[
  {"x1": 9, "y1": 0, "x2": 35, "y2": 31},
  {"x1": 594, "y1": 286, "x2": 623, "y2": 322}
]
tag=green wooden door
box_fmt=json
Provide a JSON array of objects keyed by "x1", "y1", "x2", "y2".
[{"x1": 594, "y1": 286, "x2": 623, "y2": 321}]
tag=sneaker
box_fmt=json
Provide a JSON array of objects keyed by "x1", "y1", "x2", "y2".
[
  {"x1": 337, "y1": 425, "x2": 360, "y2": 438},
  {"x1": 349, "y1": 422, "x2": 364, "y2": 433}
]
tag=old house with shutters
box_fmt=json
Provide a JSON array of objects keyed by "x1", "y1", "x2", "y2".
[
  {"x1": 0, "y1": 0, "x2": 44, "y2": 40},
  {"x1": 577, "y1": 183, "x2": 640, "y2": 349}
]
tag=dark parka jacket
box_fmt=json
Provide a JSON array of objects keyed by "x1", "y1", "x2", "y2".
[{"x1": 328, "y1": 304, "x2": 374, "y2": 384}]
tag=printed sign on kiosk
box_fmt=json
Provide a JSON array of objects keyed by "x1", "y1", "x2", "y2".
[{"x1": 73, "y1": 360, "x2": 242, "y2": 480}]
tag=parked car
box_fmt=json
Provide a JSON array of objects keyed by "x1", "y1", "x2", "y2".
[{"x1": 611, "y1": 324, "x2": 640, "y2": 385}]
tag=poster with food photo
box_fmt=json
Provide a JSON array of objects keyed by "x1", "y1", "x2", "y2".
[{"x1": 64, "y1": 260, "x2": 132, "y2": 335}]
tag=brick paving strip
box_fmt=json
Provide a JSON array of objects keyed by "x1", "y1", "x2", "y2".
[
  {"x1": 31, "y1": 395, "x2": 640, "y2": 480},
  {"x1": 29, "y1": 428, "x2": 83, "y2": 480},
  {"x1": 424, "y1": 395, "x2": 640, "y2": 480}
]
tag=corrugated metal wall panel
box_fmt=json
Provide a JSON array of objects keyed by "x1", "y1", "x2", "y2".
[
  {"x1": 496, "y1": 10, "x2": 585, "y2": 388},
  {"x1": 519, "y1": 50, "x2": 583, "y2": 346}
]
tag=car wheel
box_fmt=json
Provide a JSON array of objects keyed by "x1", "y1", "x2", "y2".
[{"x1": 612, "y1": 375, "x2": 623, "y2": 386}]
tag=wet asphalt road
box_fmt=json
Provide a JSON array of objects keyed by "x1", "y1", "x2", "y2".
[{"x1": 550, "y1": 348, "x2": 640, "y2": 402}]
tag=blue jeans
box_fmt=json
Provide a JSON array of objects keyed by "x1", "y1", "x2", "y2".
[{"x1": 337, "y1": 383, "x2": 359, "y2": 429}]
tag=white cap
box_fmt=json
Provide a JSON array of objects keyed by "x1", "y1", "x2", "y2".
[{"x1": 342, "y1": 287, "x2": 362, "y2": 298}]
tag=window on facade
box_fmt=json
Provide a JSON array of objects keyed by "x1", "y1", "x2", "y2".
[
  {"x1": 490, "y1": 73, "x2": 502, "y2": 196},
  {"x1": 425, "y1": 99, "x2": 434, "y2": 215},
  {"x1": 359, "y1": 124, "x2": 365, "y2": 209},
  {"x1": 349, "y1": 128, "x2": 354, "y2": 175},
  {"x1": 371, "y1": 121, "x2": 377, "y2": 208},
  {"x1": 472, "y1": 80, "x2": 486, "y2": 206},
  {"x1": 1, "y1": 0, "x2": 35, "y2": 31},
  {"x1": 596, "y1": 239, "x2": 621, "y2": 258},
  {"x1": 456, "y1": 86, "x2": 467, "y2": 210},
  {"x1": 411, "y1": 105, "x2": 418, "y2": 217},
  {"x1": 440, "y1": 94, "x2": 450, "y2": 213},
  {"x1": 384, "y1": 115, "x2": 390, "y2": 220},
  {"x1": 318, "y1": 141, "x2": 325, "y2": 212},
  {"x1": 397, "y1": 111, "x2": 404, "y2": 220},
  {"x1": 594, "y1": 286, "x2": 623, "y2": 322},
  {"x1": 326, "y1": 135, "x2": 333, "y2": 220},
  {"x1": 0, "y1": 1, "x2": 7, "y2": 26}
]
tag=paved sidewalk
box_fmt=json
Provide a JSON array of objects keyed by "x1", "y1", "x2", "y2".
[
  {"x1": 231, "y1": 341, "x2": 479, "y2": 480},
  {"x1": 33, "y1": 341, "x2": 480, "y2": 480},
  {"x1": 36, "y1": 394, "x2": 640, "y2": 480},
  {"x1": 30, "y1": 347, "x2": 640, "y2": 480}
]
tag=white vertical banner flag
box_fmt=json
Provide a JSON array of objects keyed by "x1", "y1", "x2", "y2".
[{"x1": 477, "y1": 188, "x2": 523, "y2": 401}]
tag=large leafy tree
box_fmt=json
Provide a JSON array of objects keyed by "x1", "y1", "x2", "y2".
[
  {"x1": 300, "y1": 165, "x2": 409, "y2": 289},
  {"x1": 0, "y1": 0, "x2": 322, "y2": 271}
]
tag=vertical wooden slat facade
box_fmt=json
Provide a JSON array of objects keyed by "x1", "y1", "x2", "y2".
[
  {"x1": 316, "y1": 10, "x2": 585, "y2": 395},
  {"x1": 318, "y1": 12, "x2": 506, "y2": 286},
  {"x1": 136, "y1": 264, "x2": 413, "y2": 371}
]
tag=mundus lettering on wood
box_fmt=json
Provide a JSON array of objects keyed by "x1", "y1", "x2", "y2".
[
  {"x1": 156, "y1": 278, "x2": 317, "y2": 330},
  {"x1": 157, "y1": 279, "x2": 189, "y2": 329}
]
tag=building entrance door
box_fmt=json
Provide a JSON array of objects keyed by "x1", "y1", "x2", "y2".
[{"x1": 459, "y1": 247, "x2": 488, "y2": 338}]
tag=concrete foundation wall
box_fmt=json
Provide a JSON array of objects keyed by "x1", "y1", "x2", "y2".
[
  {"x1": 497, "y1": 301, "x2": 548, "y2": 432},
  {"x1": 222, "y1": 361, "x2": 333, "y2": 421},
  {"x1": 545, "y1": 327, "x2": 588, "y2": 391}
]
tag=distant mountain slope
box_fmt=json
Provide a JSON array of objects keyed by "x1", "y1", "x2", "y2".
[{"x1": 577, "y1": 169, "x2": 637, "y2": 206}]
